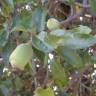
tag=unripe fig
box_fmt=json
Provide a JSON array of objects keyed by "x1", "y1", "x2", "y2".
[
  {"x1": 47, "y1": 18, "x2": 60, "y2": 31},
  {"x1": 34, "y1": 86, "x2": 54, "y2": 96},
  {"x1": 9, "y1": 43, "x2": 33, "y2": 70}
]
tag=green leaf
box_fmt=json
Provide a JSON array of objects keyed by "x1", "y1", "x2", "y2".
[
  {"x1": 50, "y1": 29, "x2": 67, "y2": 36},
  {"x1": 51, "y1": 58, "x2": 68, "y2": 87},
  {"x1": 32, "y1": 35, "x2": 53, "y2": 53},
  {"x1": 45, "y1": 29, "x2": 66, "y2": 49},
  {"x1": 0, "y1": 0, "x2": 14, "y2": 16},
  {"x1": 2, "y1": 43, "x2": 11, "y2": 66},
  {"x1": 11, "y1": 10, "x2": 33, "y2": 32},
  {"x1": 80, "y1": 50, "x2": 92, "y2": 66},
  {"x1": 57, "y1": 46, "x2": 83, "y2": 69},
  {"x1": 69, "y1": 25, "x2": 92, "y2": 34},
  {"x1": 60, "y1": 34, "x2": 96, "y2": 49},
  {"x1": 1, "y1": 40, "x2": 16, "y2": 66},
  {"x1": 89, "y1": 0, "x2": 96, "y2": 16},
  {"x1": 34, "y1": 86, "x2": 55, "y2": 96},
  {"x1": 12, "y1": 8, "x2": 46, "y2": 33},
  {"x1": 45, "y1": 34, "x2": 62, "y2": 49},
  {"x1": 0, "y1": 24, "x2": 9, "y2": 47},
  {"x1": 15, "y1": 77, "x2": 22, "y2": 90},
  {"x1": 2, "y1": 79, "x2": 13, "y2": 88},
  {"x1": 46, "y1": 29, "x2": 96, "y2": 49},
  {"x1": 32, "y1": 8, "x2": 46, "y2": 33}
]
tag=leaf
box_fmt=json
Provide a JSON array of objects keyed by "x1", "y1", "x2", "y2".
[
  {"x1": 32, "y1": 35, "x2": 53, "y2": 53},
  {"x1": 38, "y1": 31, "x2": 47, "y2": 41},
  {"x1": 69, "y1": 25, "x2": 92, "y2": 34},
  {"x1": 31, "y1": 8, "x2": 47, "y2": 33},
  {"x1": 34, "y1": 86, "x2": 55, "y2": 96},
  {"x1": 57, "y1": 46, "x2": 83, "y2": 69},
  {"x1": 50, "y1": 29, "x2": 67, "y2": 36},
  {"x1": 46, "y1": 29, "x2": 96, "y2": 49},
  {"x1": 51, "y1": 58, "x2": 68, "y2": 87},
  {"x1": 2, "y1": 79, "x2": 13, "y2": 88},
  {"x1": 45, "y1": 34, "x2": 62, "y2": 49},
  {"x1": 0, "y1": 24, "x2": 9, "y2": 47},
  {"x1": 89, "y1": 0, "x2": 96, "y2": 16},
  {"x1": 1, "y1": 40, "x2": 16, "y2": 66},
  {"x1": 15, "y1": 77, "x2": 22, "y2": 90},
  {"x1": 79, "y1": 50, "x2": 92, "y2": 66},
  {"x1": 11, "y1": 8, "x2": 47, "y2": 33},
  {"x1": 11, "y1": 10, "x2": 33, "y2": 32},
  {"x1": 60, "y1": 34, "x2": 96, "y2": 49},
  {"x1": 45, "y1": 29, "x2": 67, "y2": 49},
  {"x1": 0, "y1": 0, "x2": 14, "y2": 16}
]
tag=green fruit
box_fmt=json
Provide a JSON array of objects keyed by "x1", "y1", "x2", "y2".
[
  {"x1": 34, "y1": 86, "x2": 55, "y2": 96},
  {"x1": 9, "y1": 43, "x2": 33, "y2": 70},
  {"x1": 47, "y1": 18, "x2": 60, "y2": 31}
]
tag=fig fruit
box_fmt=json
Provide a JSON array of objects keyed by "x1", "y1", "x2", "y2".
[
  {"x1": 9, "y1": 43, "x2": 33, "y2": 70},
  {"x1": 34, "y1": 86, "x2": 54, "y2": 96},
  {"x1": 47, "y1": 18, "x2": 60, "y2": 31}
]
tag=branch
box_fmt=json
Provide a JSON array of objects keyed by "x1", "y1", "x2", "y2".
[
  {"x1": 60, "y1": 0, "x2": 88, "y2": 27},
  {"x1": 32, "y1": 56, "x2": 38, "y2": 88}
]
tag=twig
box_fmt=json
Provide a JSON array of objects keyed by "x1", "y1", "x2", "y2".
[
  {"x1": 60, "y1": 0, "x2": 88, "y2": 27},
  {"x1": 43, "y1": 54, "x2": 49, "y2": 87},
  {"x1": 32, "y1": 56, "x2": 38, "y2": 88}
]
